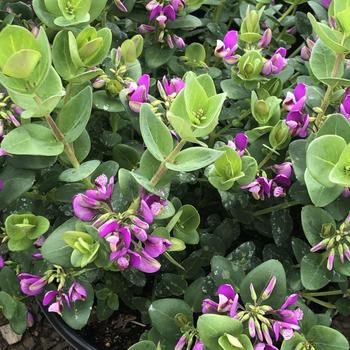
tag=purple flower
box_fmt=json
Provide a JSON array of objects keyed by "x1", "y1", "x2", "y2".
[
  {"x1": 175, "y1": 335, "x2": 186, "y2": 350},
  {"x1": 285, "y1": 111, "x2": 309, "y2": 138},
  {"x1": 0, "y1": 256, "x2": 4, "y2": 269},
  {"x1": 27, "y1": 312, "x2": 34, "y2": 328},
  {"x1": 170, "y1": 0, "x2": 185, "y2": 12},
  {"x1": 68, "y1": 282, "x2": 87, "y2": 302},
  {"x1": 241, "y1": 177, "x2": 272, "y2": 200},
  {"x1": 258, "y1": 28, "x2": 272, "y2": 49},
  {"x1": 228, "y1": 132, "x2": 248, "y2": 156},
  {"x1": 143, "y1": 235, "x2": 172, "y2": 258},
  {"x1": 98, "y1": 219, "x2": 120, "y2": 238},
  {"x1": 215, "y1": 30, "x2": 239, "y2": 64},
  {"x1": 114, "y1": 0, "x2": 128, "y2": 12},
  {"x1": 283, "y1": 83, "x2": 307, "y2": 112},
  {"x1": 202, "y1": 284, "x2": 239, "y2": 317},
  {"x1": 340, "y1": 92, "x2": 350, "y2": 120},
  {"x1": 129, "y1": 250, "x2": 161, "y2": 273},
  {"x1": 18, "y1": 273, "x2": 47, "y2": 296},
  {"x1": 32, "y1": 252, "x2": 43, "y2": 260},
  {"x1": 128, "y1": 74, "x2": 150, "y2": 113},
  {"x1": 322, "y1": 0, "x2": 331, "y2": 8},
  {"x1": 140, "y1": 193, "x2": 167, "y2": 223},
  {"x1": 254, "y1": 343, "x2": 278, "y2": 350},
  {"x1": 327, "y1": 249, "x2": 335, "y2": 270},
  {"x1": 86, "y1": 175, "x2": 114, "y2": 201},
  {"x1": 193, "y1": 340, "x2": 204, "y2": 350},
  {"x1": 274, "y1": 162, "x2": 293, "y2": 179},
  {"x1": 139, "y1": 24, "x2": 155, "y2": 34},
  {"x1": 159, "y1": 76, "x2": 185, "y2": 98},
  {"x1": 72, "y1": 194, "x2": 100, "y2": 221},
  {"x1": 262, "y1": 48, "x2": 287, "y2": 76},
  {"x1": 172, "y1": 34, "x2": 185, "y2": 49},
  {"x1": 149, "y1": 4, "x2": 176, "y2": 26},
  {"x1": 43, "y1": 290, "x2": 70, "y2": 315},
  {"x1": 261, "y1": 276, "x2": 277, "y2": 300},
  {"x1": 0, "y1": 180, "x2": 4, "y2": 191}
]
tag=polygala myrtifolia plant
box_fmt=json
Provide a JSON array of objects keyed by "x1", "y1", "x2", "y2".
[{"x1": 0, "y1": 0, "x2": 350, "y2": 349}]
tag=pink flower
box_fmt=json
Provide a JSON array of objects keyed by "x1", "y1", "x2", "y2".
[
  {"x1": 241, "y1": 177, "x2": 272, "y2": 200},
  {"x1": 128, "y1": 74, "x2": 150, "y2": 113},
  {"x1": 159, "y1": 76, "x2": 185, "y2": 98},
  {"x1": 283, "y1": 83, "x2": 307, "y2": 112},
  {"x1": 258, "y1": 28, "x2": 272, "y2": 49},
  {"x1": 215, "y1": 30, "x2": 239, "y2": 64},
  {"x1": 18, "y1": 273, "x2": 47, "y2": 296},
  {"x1": 68, "y1": 282, "x2": 87, "y2": 302},
  {"x1": 285, "y1": 111, "x2": 309, "y2": 138},
  {"x1": 262, "y1": 48, "x2": 287, "y2": 76}
]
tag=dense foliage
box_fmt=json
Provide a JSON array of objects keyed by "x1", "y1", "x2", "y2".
[{"x1": 0, "y1": 0, "x2": 350, "y2": 349}]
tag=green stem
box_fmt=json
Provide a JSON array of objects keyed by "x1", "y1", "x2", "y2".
[
  {"x1": 150, "y1": 140, "x2": 186, "y2": 186},
  {"x1": 301, "y1": 289, "x2": 350, "y2": 297},
  {"x1": 277, "y1": 4, "x2": 296, "y2": 24},
  {"x1": 253, "y1": 200, "x2": 300, "y2": 216},
  {"x1": 258, "y1": 150, "x2": 274, "y2": 168},
  {"x1": 315, "y1": 53, "x2": 344, "y2": 128},
  {"x1": 302, "y1": 295, "x2": 337, "y2": 309},
  {"x1": 45, "y1": 115, "x2": 93, "y2": 188}
]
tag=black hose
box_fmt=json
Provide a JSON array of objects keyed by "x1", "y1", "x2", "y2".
[{"x1": 38, "y1": 302, "x2": 99, "y2": 350}]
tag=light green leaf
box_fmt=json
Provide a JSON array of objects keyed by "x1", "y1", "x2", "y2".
[
  {"x1": 59, "y1": 160, "x2": 101, "y2": 182},
  {"x1": 301, "y1": 253, "x2": 331, "y2": 290}
]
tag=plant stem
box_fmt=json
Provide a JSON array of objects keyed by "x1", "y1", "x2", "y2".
[
  {"x1": 45, "y1": 115, "x2": 92, "y2": 188},
  {"x1": 258, "y1": 150, "x2": 274, "y2": 168},
  {"x1": 150, "y1": 140, "x2": 186, "y2": 186},
  {"x1": 253, "y1": 200, "x2": 300, "y2": 216},
  {"x1": 277, "y1": 4, "x2": 296, "y2": 24},
  {"x1": 315, "y1": 53, "x2": 344, "y2": 128},
  {"x1": 302, "y1": 295, "x2": 337, "y2": 309},
  {"x1": 301, "y1": 289, "x2": 350, "y2": 297}
]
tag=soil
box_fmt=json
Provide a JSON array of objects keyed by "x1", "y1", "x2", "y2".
[{"x1": 79, "y1": 311, "x2": 146, "y2": 349}]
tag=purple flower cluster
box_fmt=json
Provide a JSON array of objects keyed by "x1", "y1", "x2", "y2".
[
  {"x1": 283, "y1": 83, "x2": 309, "y2": 138},
  {"x1": 262, "y1": 48, "x2": 287, "y2": 76},
  {"x1": 175, "y1": 336, "x2": 204, "y2": 350},
  {"x1": 73, "y1": 175, "x2": 114, "y2": 221},
  {"x1": 202, "y1": 281, "x2": 303, "y2": 349},
  {"x1": 142, "y1": 0, "x2": 186, "y2": 49},
  {"x1": 96, "y1": 193, "x2": 171, "y2": 273},
  {"x1": 242, "y1": 162, "x2": 293, "y2": 200},
  {"x1": 43, "y1": 282, "x2": 87, "y2": 315},
  {"x1": 18, "y1": 273, "x2": 88, "y2": 315}
]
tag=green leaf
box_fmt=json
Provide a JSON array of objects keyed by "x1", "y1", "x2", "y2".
[
  {"x1": 310, "y1": 39, "x2": 345, "y2": 86},
  {"x1": 145, "y1": 44, "x2": 174, "y2": 69},
  {"x1": 301, "y1": 205, "x2": 335, "y2": 246},
  {"x1": 318, "y1": 114, "x2": 350, "y2": 142},
  {"x1": 237, "y1": 156, "x2": 258, "y2": 186},
  {"x1": 167, "y1": 15, "x2": 202, "y2": 29},
  {"x1": 62, "y1": 281, "x2": 94, "y2": 330},
  {"x1": 9, "y1": 302, "x2": 27, "y2": 335},
  {"x1": 113, "y1": 144, "x2": 140, "y2": 170},
  {"x1": 211, "y1": 256, "x2": 244, "y2": 290},
  {"x1": 306, "y1": 135, "x2": 346, "y2": 187},
  {"x1": 0, "y1": 267, "x2": 21, "y2": 296},
  {"x1": 140, "y1": 104, "x2": 173, "y2": 161},
  {"x1": 307, "y1": 325, "x2": 349, "y2": 350},
  {"x1": 305, "y1": 169, "x2": 343, "y2": 207},
  {"x1": 0, "y1": 166, "x2": 35, "y2": 210},
  {"x1": 308, "y1": 13, "x2": 350, "y2": 54},
  {"x1": 149, "y1": 299, "x2": 193, "y2": 341},
  {"x1": 128, "y1": 341, "x2": 157, "y2": 350},
  {"x1": 329, "y1": 144, "x2": 350, "y2": 186},
  {"x1": 59, "y1": 160, "x2": 101, "y2": 182},
  {"x1": 1, "y1": 124, "x2": 64, "y2": 156},
  {"x1": 57, "y1": 86, "x2": 93, "y2": 143},
  {"x1": 0, "y1": 292, "x2": 16, "y2": 319},
  {"x1": 197, "y1": 314, "x2": 243, "y2": 350},
  {"x1": 166, "y1": 147, "x2": 223, "y2": 172},
  {"x1": 300, "y1": 253, "x2": 331, "y2": 290},
  {"x1": 281, "y1": 333, "x2": 304, "y2": 350},
  {"x1": 174, "y1": 205, "x2": 200, "y2": 244},
  {"x1": 239, "y1": 260, "x2": 286, "y2": 308},
  {"x1": 41, "y1": 218, "x2": 78, "y2": 267},
  {"x1": 289, "y1": 139, "x2": 307, "y2": 184},
  {"x1": 93, "y1": 91, "x2": 124, "y2": 112}
]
